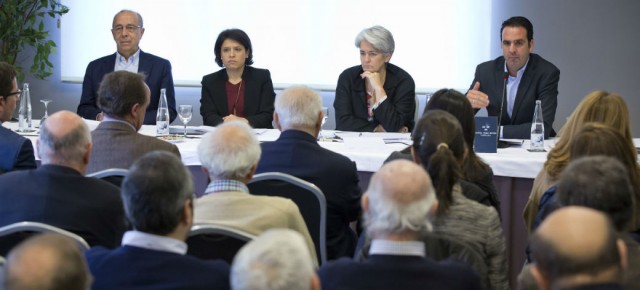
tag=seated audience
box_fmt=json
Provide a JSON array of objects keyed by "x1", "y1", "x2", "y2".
[
  {"x1": 200, "y1": 28, "x2": 275, "y2": 128},
  {"x1": 386, "y1": 88, "x2": 499, "y2": 214},
  {"x1": 256, "y1": 85, "x2": 361, "y2": 259},
  {"x1": 318, "y1": 160, "x2": 482, "y2": 290},
  {"x1": 334, "y1": 25, "x2": 415, "y2": 132},
  {"x1": 231, "y1": 229, "x2": 320, "y2": 290},
  {"x1": 523, "y1": 91, "x2": 634, "y2": 232},
  {"x1": 529, "y1": 207, "x2": 627, "y2": 290},
  {"x1": 194, "y1": 121, "x2": 318, "y2": 265},
  {"x1": 0, "y1": 61, "x2": 36, "y2": 173},
  {"x1": 86, "y1": 70, "x2": 180, "y2": 174},
  {"x1": 86, "y1": 151, "x2": 230, "y2": 290},
  {"x1": 0, "y1": 111, "x2": 125, "y2": 248},
  {"x1": 3, "y1": 233, "x2": 92, "y2": 290},
  {"x1": 411, "y1": 110, "x2": 508, "y2": 290}
]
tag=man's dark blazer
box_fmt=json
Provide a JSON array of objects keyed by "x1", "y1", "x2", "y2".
[
  {"x1": 200, "y1": 66, "x2": 275, "y2": 128},
  {"x1": 318, "y1": 254, "x2": 482, "y2": 290},
  {"x1": 0, "y1": 164, "x2": 126, "y2": 248},
  {"x1": 86, "y1": 245, "x2": 230, "y2": 290},
  {"x1": 334, "y1": 63, "x2": 416, "y2": 132},
  {"x1": 77, "y1": 51, "x2": 177, "y2": 124},
  {"x1": 256, "y1": 130, "x2": 362, "y2": 259},
  {"x1": 469, "y1": 53, "x2": 560, "y2": 139},
  {"x1": 0, "y1": 126, "x2": 36, "y2": 173}
]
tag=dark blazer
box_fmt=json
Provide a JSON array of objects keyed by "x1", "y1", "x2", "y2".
[
  {"x1": 470, "y1": 53, "x2": 560, "y2": 139},
  {"x1": 318, "y1": 255, "x2": 482, "y2": 290},
  {"x1": 200, "y1": 66, "x2": 275, "y2": 128},
  {"x1": 256, "y1": 130, "x2": 362, "y2": 259},
  {"x1": 86, "y1": 245, "x2": 230, "y2": 290},
  {"x1": 77, "y1": 51, "x2": 177, "y2": 124},
  {"x1": 0, "y1": 126, "x2": 36, "y2": 173},
  {"x1": 334, "y1": 63, "x2": 416, "y2": 132},
  {"x1": 0, "y1": 164, "x2": 126, "y2": 248},
  {"x1": 86, "y1": 121, "x2": 180, "y2": 174}
]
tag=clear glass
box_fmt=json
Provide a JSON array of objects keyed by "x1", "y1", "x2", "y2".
[
  {"x1": 178, "y1": 105, "x2": 193, "y2": 137},
  {"x1": 40, "y1": 99, "x2": 52, "y2": 126},
  {"x1": 529, "y1": 100, "x2": 545, "y2": 151}
]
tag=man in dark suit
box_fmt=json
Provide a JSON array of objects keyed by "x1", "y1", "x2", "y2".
[
  {"x1": 318, "y1": 160, "x2": 482, "y2": 290},
  {"x1": 86, "y1": 151, "x2": 230, "y2": 290},
  {"x1": 0, "y1": 61, "x2": 36, "y2": 173},
  {"x1": 77, "y1": 9, "x2": 176, "y2": 124},
  {"x1": 467, "y1": 16, "x2": 560, "y2": 139},
  {"x1": 0, "y1": 111, "x2": 126, "y2": 248},
  {"x1": 86, "y1": 70, "x2": 180, "y2": 174},
  {"x1": 256, "y1": 85, "x2": 362, "y2": 260},
  {"x1": 529, "y1": 207, "x2": 627, "y2": 290}
]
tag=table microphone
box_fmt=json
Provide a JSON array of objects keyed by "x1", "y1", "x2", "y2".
[{"x1": 497, "y1": 72, "x2": 510, "y2": 148}]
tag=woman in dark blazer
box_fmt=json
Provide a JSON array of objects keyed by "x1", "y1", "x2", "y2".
[
  {"x1": 200, "y1": 29, "x2": 275, "y2": 128},
  {"x1": 334, "y1": 25, "x2": 415, "y2": 133}
]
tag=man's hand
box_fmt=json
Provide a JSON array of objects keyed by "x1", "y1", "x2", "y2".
[
  {"x1": 223, "y1": 114, "x2": 249, "y2": 125},
  {"x1": 96, "y1": 112, "x2": 104, "y2": 121},
  {"x1": 466, "y1": 82, "x2": 490, "y2": 109}
]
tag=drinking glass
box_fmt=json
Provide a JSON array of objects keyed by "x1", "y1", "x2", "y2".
[
  {"x1": 40, "y1": 99, "x2": 52, "y2": 126},
  {"x1": 178, "y1": 105, "x2": 193, "y2": 137}
]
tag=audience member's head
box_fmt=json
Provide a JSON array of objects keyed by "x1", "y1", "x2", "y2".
[
  {"x1": 545, "y1": 90, "x2": 632, "y2": 180},
  {"x1": 364, "y1": 159, "x2": 436, "y2": 240},
  {"x1": 198, "y1": 121, "x2": 261, "y2": 182},
  {"x1": 556, "y1": 156, "x2": 634, "y2": 231},
  {"x1": 530, "y1": 207, "x2": 626, "y2": 290},
  {"x1": 274, "y1": 85, "x2": 323, "y2": 136},
  {"x1": 97, "y1": 70, "x2": 150, "y2": 129},
  {"x1": 231, "y1": 229, "x2": 319, "y2": 290},
  {"x1": 214, "y1": 28, "x2": 254, "y2": 67},
  {"x1": 3, "y1": 233, "x2": 92, "y2": 290},
  {"x1": 37, "y1": 111, "x2": 92, "y2": 173},
  {"x1": 0, "y1": 61, "x2": 19, "y2": 123},
  {"x1": 121, "y1": 151, "x2": 194, "y2": 239},
  {"x1": 411, "y1": 110, "x2": 465, "y2": 215}
]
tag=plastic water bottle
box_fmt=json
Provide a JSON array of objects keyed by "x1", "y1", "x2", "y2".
[
  {"x1": 156, "y1": 88, "x2": 170, "y2": 136},
  {"x1": 530, "y1": 100, "x2": 545, "y2": 151},
  {"x1": 18, "y1": 83, "x2": 32, "y2": 132}
]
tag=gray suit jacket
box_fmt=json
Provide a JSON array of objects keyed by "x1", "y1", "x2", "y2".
[{"x1": 86, "y1": 121, "x2": 180, "y2": 174}]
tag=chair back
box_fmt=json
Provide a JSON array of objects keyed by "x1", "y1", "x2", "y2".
[
  {"x1": 248, "y1": 172, "x2": 327, "y2": 265},
  {"x1": 0, "y1": 221, "x2": 90, "y2": 256},
  {"x1": 86, "y1": 168, "x2": 128, "y2": 187},
  {"x1": 186, "y1": 224, "x2": 256, "y2": 264}
]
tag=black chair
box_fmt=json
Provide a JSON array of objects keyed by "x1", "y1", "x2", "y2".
[
  {"x1": 86, "y1": 168, "x2": 128, "y2": 187},
  {"x1": 186, "y1": 223, "x2": 256, "y2": 264},
  {"x1": 248, "y1": 172, "x2": 327, "y2": 265},
  {"x1": 0, "y1": 221, "x2": 90, "y2": 256}
]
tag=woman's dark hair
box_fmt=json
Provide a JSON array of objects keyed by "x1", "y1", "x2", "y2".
[
  {"x1": 425, "y1": 88, "x2": 492, "y2": 190},
  {"x1": 412, "y1": 110, "x2": 465, "y2": 215},
  {"x1": 214, "y1": 28, "x2": 254, "y2": 67}
]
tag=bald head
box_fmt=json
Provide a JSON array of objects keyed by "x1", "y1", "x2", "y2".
[
  {"x1": 274, "y1": 85, "x2": 323, "y2": 134},
  {"x1": 531, "y1": 206, "x2": 624, "y2": 289},
  {"x1": 3, "y1": 233, "x2": 91, "y2": 290},
  {"x1": 37, "y1": 111, "x2": 91, "y2": 170},
  {"x1": 364, "y1": 159, "x2": 436, "y2": 238},
  {"x1": 198, "y1": 121, "x2": 261, "y2": 181}
]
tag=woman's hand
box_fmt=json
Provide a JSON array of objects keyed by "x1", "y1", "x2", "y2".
[{"x1": 223, "y1": 114, "x2": 249, "y2": 124}]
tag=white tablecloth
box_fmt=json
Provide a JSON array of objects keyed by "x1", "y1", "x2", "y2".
[{"x1": 6, "y1": 121, "x2": 639, "y2": 179}]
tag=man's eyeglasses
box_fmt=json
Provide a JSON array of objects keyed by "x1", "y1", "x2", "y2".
[
  {"x1": 111, "y1": 25, "x2": 142, "y2": 33},
  {"x1": 6, "y1": 90, "x2": 21, "y2": 98}
]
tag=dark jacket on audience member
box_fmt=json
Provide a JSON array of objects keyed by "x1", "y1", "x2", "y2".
[
  {"x1": 0, "y1": 164, "x2": 126, "y2": 248},
  {"x1": 0, "y1": 126, "x2": 36, "y2": 173}
]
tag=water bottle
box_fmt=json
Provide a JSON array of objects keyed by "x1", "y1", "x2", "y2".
[
  {"x1": 18, "y1": 83, "x2": 32, "y2": 132},
  {"x1": 530, "y1": 100, "x2": 545, "y2": 151},
  {"x1": 156, "y1": 88, "x2": 170, "y2": 136}
]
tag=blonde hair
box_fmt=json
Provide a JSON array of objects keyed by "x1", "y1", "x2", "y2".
[{"x1": 544, "y1": 91, "x2": 632, "y2": 180}]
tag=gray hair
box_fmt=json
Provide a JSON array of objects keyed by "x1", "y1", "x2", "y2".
[
  {"x1": 198, "y1": 121, "x2": 261, "y2": 180},
  {"x1": 275, "y1": 85, "x2": 322, "y2": 130},
  {"x1": 113, "y1": 9, "x2": 143, "y2": 28},
  {"x1": 38, "y1": 117, "x2": 91, "y2": 165},
  {"x1": 231, "y1": 229, "x2": 315, "y2": 290},
  {"x1": 354, "y1": 25, "x2": 395, "y2": 54},
  {"x1": 122, "y1": 151, "x2": 193, "y2": 235},
  {"x1": 365, "y1": 160, "x2": 436, "y2": 237}
]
